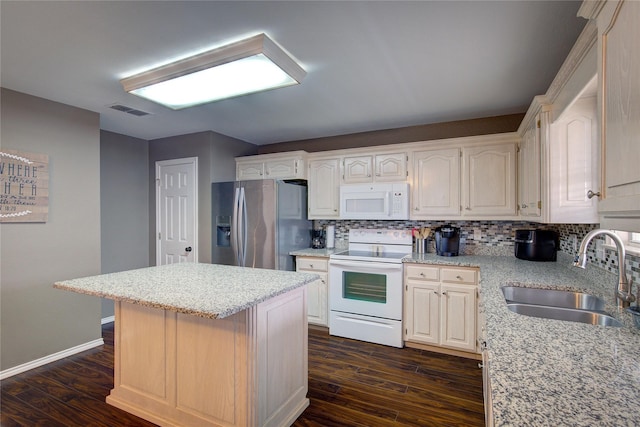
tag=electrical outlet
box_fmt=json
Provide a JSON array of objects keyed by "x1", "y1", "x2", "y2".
[
  {"x1": 595, "y1": 239, "x2": 604, "y2": 259},
  {"x1": 474, "y1": 228, "x2": 482, "y2": 241},
  {"x1": 570, "y1": 235, "x2": 577, "y2": 253}
]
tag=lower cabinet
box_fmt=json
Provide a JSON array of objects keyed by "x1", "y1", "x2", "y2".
[
  {"x1": 404, "y1": 263, "x2": 479, "y2": 354},
  {"x1": 296, "y1": 256, "x2": 329, "y2": 327}
]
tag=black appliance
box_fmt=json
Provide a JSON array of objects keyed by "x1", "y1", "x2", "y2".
[
  {"x1": 311, "y1": 229, "x2": 325, "y2": 249},
  {"x1": 435, "y1": 226, "x2": 460, "y2": 256},
  {"x1": 514, "y1": 229, "x2": 559, "y2": 261}
]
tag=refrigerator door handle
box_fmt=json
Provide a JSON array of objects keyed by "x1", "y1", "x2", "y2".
[
  {"x1": 238, "y1": 187, "x2": 247, "y2": 267},
  {"x1": 231, "y1": 187, "x2": 240, "y2": 265}
]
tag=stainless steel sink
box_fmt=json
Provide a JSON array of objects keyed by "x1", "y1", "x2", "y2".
[
  {"x1": 501, "y1": 286, "x2": 606, "y2": 310},
  {"x1": 501, "y1": 286, "x2": 622, "y2": 327},
  {"x1": 505, "y1": 303, "x2": 623, "y2": 327}
]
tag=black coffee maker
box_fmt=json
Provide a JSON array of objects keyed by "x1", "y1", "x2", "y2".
[
  {"x1": 311, "y1": 229, "x2": 325, "y2": 249},
  {"x1": 435, "y1": 226, "x2": 460, "y2": 257}
]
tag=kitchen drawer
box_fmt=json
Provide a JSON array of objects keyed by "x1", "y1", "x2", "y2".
[
  {"x1": 405, "y1": 265, "x2": 439, "y2": 281},
  {"x1": 441, "y1": 268, "x2": 477, "y2": 285},
  {"x1": 296, "y1": 257, "x2": 328, "y2": 272}
]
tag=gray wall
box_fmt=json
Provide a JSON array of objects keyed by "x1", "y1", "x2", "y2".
[
  {"x1": 100, "y1": 130, "x2": 150, "y2": 319},
  {"x1": 1, "y1": 89, "x2": 102, "y2": 371},
  {"x1": 148, "y1": 131, "x2": 256, "y2": 265}
]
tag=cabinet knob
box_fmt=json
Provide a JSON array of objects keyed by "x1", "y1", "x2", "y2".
[
  {"x1": 310, "y1": 264, "x2": 314, "y2": 268},
  {"x1": 414, "y1": 207, "x2": 419, "y2": 211},
  {"x1": 433, "y1": 290, "x2": 438, "y2": 295},
  {"x1": 442, "y1": 291, "x2": 448, "y2": 296},
  {"x1": 465, "y1": 206, "x2": 471, "y2": 211},
  {"x1": 456, "y1": 275, "x2": 463, "y2": 280},
  {"x1": 420, "y1": 272, "x2": 425, "y2": 277},
  {"x1": 521, "y1": 203, "x2": 528, "y2": 208},
  {"x1": 587, "y1": 190, "x2": 601, "y2": 199}
]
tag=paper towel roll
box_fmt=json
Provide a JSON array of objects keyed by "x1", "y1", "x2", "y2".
[{"x1": 326, "y1": 225, "x2": 335, "y2": 249}]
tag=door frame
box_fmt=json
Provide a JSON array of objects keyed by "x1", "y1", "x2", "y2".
[{"x1": 155, "y1": 157, "x2": 198, "y2": 265}]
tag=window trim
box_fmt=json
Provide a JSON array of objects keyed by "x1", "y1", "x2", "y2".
[{"x1": 604, "y1": 231, "x2": 640, "y2": 256}]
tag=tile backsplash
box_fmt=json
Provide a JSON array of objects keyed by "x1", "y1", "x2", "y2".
[{"x1": 314, "y1": 220, "x2": 640, "y2": 283}]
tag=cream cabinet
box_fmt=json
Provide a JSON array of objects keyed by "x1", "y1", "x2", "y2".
[
  {"x1": 342, "y1": 152, "x2": 407, "y2": 183},
  {"x1": 411, "y1": 148, "x2": 461, "y2": 217},
  {"x1": 404, "y1": 264, "x2": 478, "y2": 353},
  {"x1": 307, "y1": 158, "x2": 340, "y2": 219},
  {"x1": 235, "y1": 151, "x2": 306, "y2": 181},
  {"x1": 582, "y1": 0, "x2": 640, "y2": 230},
  {"x1": 295, "y1": 256, "x2": 329, "y2": 327},
  {"x1": 547, "y1": 95, "x2": 599, "y2": 223},
  {"x1": 462, "y1": 143, "x2": 517, "y2": 216},
  {"x1": 518, "y1": 121, "x2": 541, "y2": 218}
]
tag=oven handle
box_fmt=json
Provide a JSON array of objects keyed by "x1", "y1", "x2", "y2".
[{"x1": 329, "y1": 259, "x2": 403, "y2": 272}]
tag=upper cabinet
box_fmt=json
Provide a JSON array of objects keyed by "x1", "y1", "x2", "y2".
[
  {"x1": 343, "y1": 153, "x2": 407, "y2": 184},
  {"x1": 235, "y1": 151, "x2": 307, "y2": 181},
  {"x1": 517, "y1": 19, "x2": 600, "y2": 224},
  {"x1": 409, "y1": 134, "x2": 518, "y2": 220},
  {"x1": 581, "y1": 0, "x2": 640, "y2": 230},
  {"x1": 462, "y1": 143, "x2": 517, "y2": 217},
  {"x1": 412, "y1": 148, "x2": 460, "y2": 217},
  {"x1": 307, "y1": 157, "x2": 341, "y2": 219},
  {"x1": 518, "y1": 119, "x2": 541, "y2": 218}
]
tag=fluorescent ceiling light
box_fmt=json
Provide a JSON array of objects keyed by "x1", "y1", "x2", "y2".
[{"x1": 120, "y1": 33, "x2": 306, "y2": 109}]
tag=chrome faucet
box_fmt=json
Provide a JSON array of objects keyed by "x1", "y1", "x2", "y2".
[{"x1": 573, "y1": 229, "x2": 635, "y2": 308}]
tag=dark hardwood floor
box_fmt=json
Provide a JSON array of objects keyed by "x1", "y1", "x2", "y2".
[{"x1": 1, "y1": 323, "x2": 484, "y2": 427}]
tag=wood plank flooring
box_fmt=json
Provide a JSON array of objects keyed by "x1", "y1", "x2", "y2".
[{"x1": 1, "y1": 323, "x2": 484, "y2": 426}]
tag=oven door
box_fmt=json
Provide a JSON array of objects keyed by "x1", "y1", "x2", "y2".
[{"x1": 329, "y1": 259, "x2": 403, "y2": 320}]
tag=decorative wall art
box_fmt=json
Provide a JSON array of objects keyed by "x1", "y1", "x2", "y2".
[{"x1": 0, "y1": 149, "x2": 49, "y2": 222}]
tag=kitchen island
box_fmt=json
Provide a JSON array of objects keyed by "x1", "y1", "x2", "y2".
[{"x1": 54, "y1": 263, "x2": 320, "y2": 427}]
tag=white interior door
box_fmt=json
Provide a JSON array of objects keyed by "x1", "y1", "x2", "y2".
[{"x1": 156, "y1": 157, "x2": 198, "y2": 265}]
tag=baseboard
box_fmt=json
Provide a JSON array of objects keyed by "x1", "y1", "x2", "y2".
[
  {"x1": 101, "y1": 315, "x2": 115, "y2": 325},
  {"x1": 0, "y1": 338, "x2": 104, "y2": 380}
]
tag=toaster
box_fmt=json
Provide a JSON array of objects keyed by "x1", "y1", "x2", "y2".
[{"x1": 514, "y1": 229, "x2": 559, "y2": 261}]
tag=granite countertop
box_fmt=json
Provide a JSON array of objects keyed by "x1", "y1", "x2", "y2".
[
  {"x1": 404, "y1": 252, "x2": 640, "y2": 426},
  {"x1": 289, "y1": 247, "x2": 344, "y2": 257},
  {"x1": 54, "y1": 263, "x2": 319, "y2": 319}
]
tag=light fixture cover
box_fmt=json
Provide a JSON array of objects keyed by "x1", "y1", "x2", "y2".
[{"x1": 120, "y1": 33, "x2": 306, "y2": 109}]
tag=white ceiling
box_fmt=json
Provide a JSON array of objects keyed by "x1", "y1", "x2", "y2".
[{"x1": 0, "y1": 1, "x2": 586, "y2": 146}]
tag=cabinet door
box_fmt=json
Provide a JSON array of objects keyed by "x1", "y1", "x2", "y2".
[
  {"x1": 306, "y1": 272, "x2": 328, "y2": 326},
  {"x1": 549, "y1": 97, "x2": 599, "y2": 223},
  {"x1": 404, "y1": 281, "x2": 440, "y2": 345},
  {"x1": 412, "y1": 148, "x2": 460, "y2": 217},
  {"x1": 374, "y1": 153, "x2": 407, "y2": 182},
  {"x1": 236, "y1": 161, "x2": 264, "y2": 180},
  {"x1": 343, "y1": 156, "x2": 373, "y2": 184},
  {"x1": 308, "y1": 158, "x2": 340, "y2": 219},
  {"x1": 597, "y1": 0, "x2": 640, "y2": 227},
  {"x1": 519, "y1": 124, "x2": 541, "y2": 218},
  {"x1": 463, "y1": 144, "x2": 517, "y2": 216},
  {"x1": 265, "y1": 158, "x2": 299, "y2": 179},
  {"x1": 440, "y1": 283, "x2": 476, "y2": 351}
]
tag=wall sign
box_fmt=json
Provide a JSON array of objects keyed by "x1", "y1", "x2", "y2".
[{"x1": 0, "y1": 149, "x2": 49, "y2": 223}]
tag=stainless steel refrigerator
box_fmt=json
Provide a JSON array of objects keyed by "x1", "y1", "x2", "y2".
[{"x1": 211, "y1": 179, "x2": 312, "y2": 271}]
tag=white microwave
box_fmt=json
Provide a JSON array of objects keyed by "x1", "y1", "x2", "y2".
[{"x1": 339, "y1": 183, "x2": 410, "y2": 220}]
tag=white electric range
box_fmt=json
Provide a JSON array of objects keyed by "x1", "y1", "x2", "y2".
[{"x1": 328, "y1": 229, "x2": 412, "y2": 347}]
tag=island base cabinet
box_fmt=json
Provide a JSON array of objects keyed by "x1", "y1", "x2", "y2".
[{"x1": 107, "y1": 287, "x2": 309, "y2": 427}]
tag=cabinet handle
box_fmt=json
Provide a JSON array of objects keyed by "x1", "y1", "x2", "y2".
[
  {"x1": 465, "y1": 206, "x2": 471, "y2": 211},
  {"x1": 587, "y1": 190, "x2": 601, "y2": 199}
]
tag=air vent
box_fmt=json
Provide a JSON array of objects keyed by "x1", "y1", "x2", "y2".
[{"x1": 108, "y1": 104, "x2": 151, "y2": 117}]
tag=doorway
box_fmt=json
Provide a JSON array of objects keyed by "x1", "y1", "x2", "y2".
[{"x1": 155, "y1": 157, "x2": 198, "y2": 265}]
